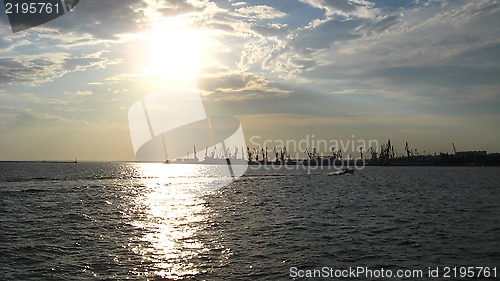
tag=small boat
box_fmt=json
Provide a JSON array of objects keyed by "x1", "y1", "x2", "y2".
[{"x1": 328, "y1": 168, "x2": 354, "y2": 176}]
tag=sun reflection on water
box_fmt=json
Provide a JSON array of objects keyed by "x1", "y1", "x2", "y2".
[{"x1": 128, "y1": 163, "x2": 229, "y2": 279}]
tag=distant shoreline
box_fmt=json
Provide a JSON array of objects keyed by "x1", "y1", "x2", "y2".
[
  {"x1": 0, "y1": 160, "x2": 78, "y2": 164},
  {"x1": 1, "y1": 160, "x2": 499, "y2": 167}
]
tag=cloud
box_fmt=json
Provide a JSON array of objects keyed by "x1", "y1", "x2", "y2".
[
  {"x1": 1, "y1": 92, "x2": 69, "y2": 105},
  {"x1": 235, "y1": 5, "x2": 287, "y2": 19},
  {"x1": 298, "y1": 0, "x2": 378, "y2": 18},
  {"x1": 197, "y1": 66, "x2": 290, "y2": 100},
  {"x1": 0, "y1": 37, "x2": 17, "y2": 51},
  {"x1": 42, "y1": 0, "x2": 149, "y2": 39},
  {"x1": 0, "y1": 106, "x2": 83, "y2": 129},
  {"x1": 71, "y1": 90, "x2": 93, "y2": 96},
  {"x1": 103, "y1": 72, "x2": 147, "y2": 84},
  {"x1": 250, "y1": 23, "x2": 290, "y2": 39},
  {"x1": 1, "y1": 0, "x2": 229, "y2": 88},
  {"x1": 231, "y1": 2, "x2": 246, "y2": 7},
  {"x1": 1, "y1": 0, "x2": 499, "y2": 158},
  {"x1": 156, "y1": 0, "x2": 199, "y2": 17},
  {"x1": 226, "y1": 3, "x2": 399, "y2": 77},
  {"x1": 265, "y1": 1, "x2": 500, "y2": 97},
  {"x1": 293, "y1": 18, "x2": 361, "y2": 50},
  {"x1": 0, "y1": 51, "x2": 117, "y2": 86},
  {"x1": 359, "y1": 14, "x2": 399, "y2": 35},
  {"x1": 181, "y1": 0, "x2": 500, "y2": 122},
  {"x1": 193, "y1": 0, "x2": 500, "y2": 129}
]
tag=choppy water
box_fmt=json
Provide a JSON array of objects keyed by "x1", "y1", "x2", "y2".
[{"x1": 0, "y1": 162, "x2": 498, "y2": 280}]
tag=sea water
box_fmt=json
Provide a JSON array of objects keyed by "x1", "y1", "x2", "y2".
[{"x1": 0, "y1": 162, "x2": 498, "y2": 280}]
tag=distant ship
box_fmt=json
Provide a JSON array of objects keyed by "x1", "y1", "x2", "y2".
[{"x1": 328, "y1": 168, "x2": 354, "y2": 176}]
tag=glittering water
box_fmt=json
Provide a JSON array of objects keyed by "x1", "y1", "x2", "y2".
[{"x1": 0, "y1": 162, "x2": 499, "y2": 280}]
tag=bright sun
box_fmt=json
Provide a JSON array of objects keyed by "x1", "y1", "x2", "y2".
[{"x1": 147, "y1": 20, "x2": 208, "y2": 81}]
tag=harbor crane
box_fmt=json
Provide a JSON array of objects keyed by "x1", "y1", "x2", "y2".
[{"x1": 405, "y1": 142, "x2": 412, "y2": 158}]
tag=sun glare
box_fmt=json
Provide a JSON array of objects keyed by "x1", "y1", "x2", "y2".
[{"x1": 147, "y1": 20, "x2": 208, "y2": 82}]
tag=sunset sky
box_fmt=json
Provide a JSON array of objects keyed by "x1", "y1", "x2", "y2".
[{"x1": 1, "y1": 0, "x2": 499, "y2": 161}]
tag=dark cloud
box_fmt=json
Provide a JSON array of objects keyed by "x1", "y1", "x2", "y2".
[
  {"x1": 158, "y1": 0, "x2": 199, "y2": 16},
  {"x1": 197, "y1": 72, "x2": 248, "y2": 93},
  {"x1": 0, "y1": 37, "x2": 13, "y2": 51},
  {"x1": 292, "y1": 18, "x2": 361, "y2": 50},
  {"x1": 360, "y1": 14, "x2": 399, "y2": 35},
  {"x1": 201, "y1": 80, "x2": 373, "y2": 123},
  {"x1": 373, "y1": 65, "x2": 500, "y2": 88},
  {"x1": 0, "y1": 57, "x2": 24, "y2": 68},
  {"x1": 325, "y1": 0, "x2": 357, "y2": 13},
  {"x1": 1, "y1": 0, "x2": 500, "y2": 157},
  {"x1": 0, "y1": 53, "x2": 111, "y2": 86},
  {"x1": 456, "y1": 42, "x2": 500, "y2": 67},
  {"x1": 250, "y1": 23, "x2": 290, "y2": 38},
  {"x1": 299, "y1": 0, "x2": 375, "y2": 17},
  {"x1": 39, "y1": 0, "x2": 149, "y2": 38}
]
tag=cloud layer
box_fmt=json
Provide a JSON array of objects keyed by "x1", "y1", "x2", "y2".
[{"x1": 1, "y1": 0, "x2": 499, "y2": 160}]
